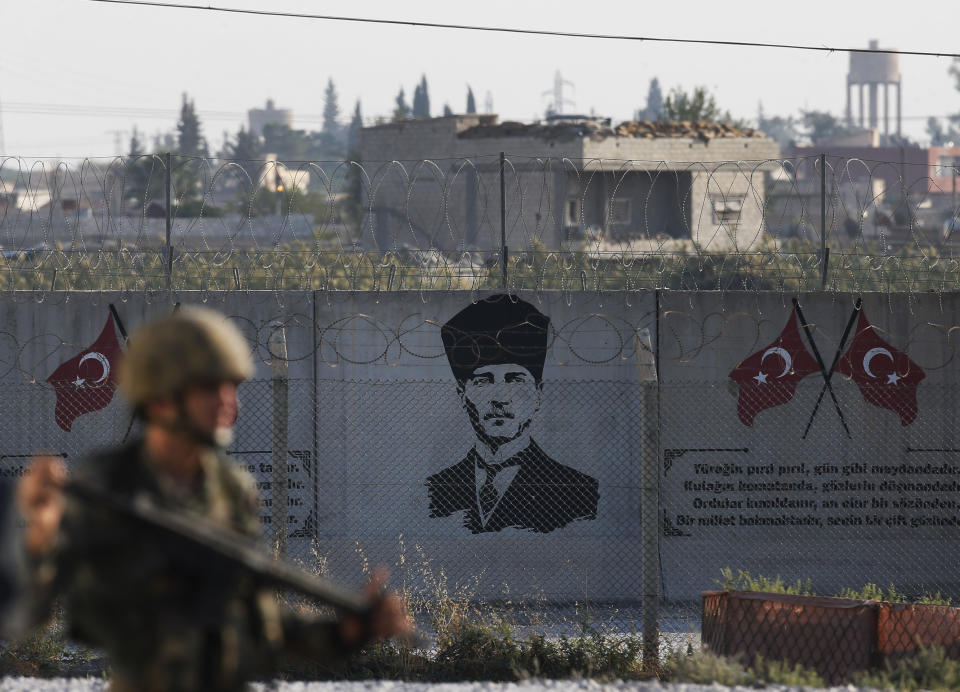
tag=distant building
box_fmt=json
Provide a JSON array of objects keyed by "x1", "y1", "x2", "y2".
[
  {"x1": 781, "y1": 143, "x2": 960, "y2": 243},
  {"x1": 248, "y1": 99, "x2": 294, "y2": 138},
  {"x1": 359, "y1": 115, "x2": 780, "y2": 252},
  {"x1": 261, "y1": 154, "x2": 310, "y2": 193}
]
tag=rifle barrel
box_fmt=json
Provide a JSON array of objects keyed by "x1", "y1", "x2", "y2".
[{"x1": 65, "y1": 480, "x2": 370, "y2": 616}]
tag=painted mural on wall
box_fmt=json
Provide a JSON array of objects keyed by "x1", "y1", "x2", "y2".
[
  {"x1": 46, "y1": 310, "x2": 124, "y2": 432},
  {"x1": 425, "y1": 294, "x2": 600, "y2": 534},
  {"x1": 729, "y1": 300, "x2": 926, "y2": 431},
  {"x1": 658, "y1": 292, "x2": 959, "y2": 601}
]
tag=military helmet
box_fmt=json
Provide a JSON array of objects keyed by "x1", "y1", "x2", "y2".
[{"x1": 119, "y1": 306, "x2": 254, "y2": 406}]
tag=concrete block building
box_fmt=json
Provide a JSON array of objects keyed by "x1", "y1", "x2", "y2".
[{"x1": 359, "y1": 115, "x2": 780, "y2": 253}]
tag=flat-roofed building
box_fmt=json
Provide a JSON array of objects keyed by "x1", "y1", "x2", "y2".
[{"x1": 359, "y1": 114, "x2": 780, "y2": 253}]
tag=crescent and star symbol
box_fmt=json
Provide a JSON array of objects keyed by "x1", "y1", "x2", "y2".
[
  {"x1": 755, "y1": 346, "x2": 903, "y2": 385},
  {"x1": 863, "y1": 347, "x2": 901, "y2": 384},
  {"x1": 72, "y1": 351, "x2": 111, "y2": 389},
  {"x1": 754, "y1": 346, "x2": 792, "y2": 384}
]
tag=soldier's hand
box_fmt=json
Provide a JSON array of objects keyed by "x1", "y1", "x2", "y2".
[
  {"x1": 340, "y1": 568, "x2": 411, "y2": 647},
  {"x1": 16, "y1": 455, "x2": 67, "y2": 557}
]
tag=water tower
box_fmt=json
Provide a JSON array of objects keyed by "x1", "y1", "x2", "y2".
[{"x1": 846, "y1": 39, "x2": 901, "y2": 140}]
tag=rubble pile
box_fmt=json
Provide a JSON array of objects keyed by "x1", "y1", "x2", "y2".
[
  {"x1": 615, "y1": 120, "x2": 764, "y2": 140},
  {"x1": 458, "y1": 119, "x2": 764, "y2": 143}
]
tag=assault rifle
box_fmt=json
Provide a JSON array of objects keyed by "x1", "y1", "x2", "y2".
[{"x1": 64, "y1": 479, "x2": 371, "y2": 617}]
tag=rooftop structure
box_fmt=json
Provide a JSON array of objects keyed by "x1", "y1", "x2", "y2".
[
  {"x1": 248, "y1": 99, "x2": 294, "y2": 138},
  {"x1": 360, "y1": 115, "x2": 780, "y2": 253}
]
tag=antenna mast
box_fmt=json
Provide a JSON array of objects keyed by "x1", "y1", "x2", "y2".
[{"x1": 542, "y1": 70, "x2": 575, "y2": 116}]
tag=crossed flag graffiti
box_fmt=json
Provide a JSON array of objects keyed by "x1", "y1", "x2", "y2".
[{"x1": 729, "y1": 299, "x2": 925, "y2": 436}]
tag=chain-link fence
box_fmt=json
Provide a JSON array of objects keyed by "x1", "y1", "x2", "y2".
[
  {"x1": 5, "y1": 144, "x2": 960, "y2": 675},
  {"x1": 1, "y1": 152, "x2": 960, "y2": 295},
  {"x1": 225, "y1": 376, "x2": 656, "y2": 640}
]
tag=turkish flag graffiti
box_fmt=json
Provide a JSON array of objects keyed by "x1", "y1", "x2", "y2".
[
  {"x1": 833, "y1": 309, "x2": 925, "y2": 425},
  {"x1": 729, "y1": 311, "x2": 820, "y2": 425},
  {"x1": 47, "y1": 314, "x2": 123, "y2": 432}
]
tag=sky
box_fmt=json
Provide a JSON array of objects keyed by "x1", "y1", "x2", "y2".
[{"x1": 2, "y1": 0, "x2": 959, "y2": 159}]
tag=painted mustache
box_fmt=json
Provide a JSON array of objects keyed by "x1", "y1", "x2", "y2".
[{"x1": 484, "y1": 411, "x2": 515, "y2": 420}]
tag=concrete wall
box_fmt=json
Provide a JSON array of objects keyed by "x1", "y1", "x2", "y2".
[
  {"x1": 0, "y1": 290, "x2": 656, "y2": 602},
  {"x1": 7, "y1": 289, "x2": 960, "y2": 604}
]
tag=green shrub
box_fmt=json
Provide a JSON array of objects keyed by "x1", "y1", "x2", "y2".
[
  {"x1": 664, "y1": 648, "x2": 748, "y2": 686},
  {"x1": 340, "y1": 622, "x2": 647, "y2": 682},
  {"x1": 716, "y1": 567, "x2": 814, "y2": 596},
  {"x1": 719, "y1": 568, "x2": 953, "y2": 605},
  {"x1": 664, "y1": 649, "x2": 824, "y2": 687},
  {"x1": 853, "y1": 646, "x2": 960, "y2": 691},
  {"x1": 0, "y1": 617, "x2": 92, "y2": 677}
]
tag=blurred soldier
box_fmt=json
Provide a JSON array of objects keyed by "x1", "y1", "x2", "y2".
[
  {"x1": 0, "y1": 476, "x2": 27, "y2": 636},
  {"x1": 17, "y1": 307, "x2": 407, "y2": 691}
]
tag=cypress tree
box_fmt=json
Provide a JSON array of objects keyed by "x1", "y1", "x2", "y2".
[
  {"x1": 416, "y1": 75, "x2": 430, "y2": 118},
  {"x1": 393, "y1": 87, "x2": 410, "y2": 122},
  {"x1": 466, "y1": 86, "x2": 476, "y2": 114},
  {"x1": 176, "y1": 93, "x2": 205, "y2": 156},
  {"x1": 322, "y1": 78, "x2": 341, "y2": 136},
  {"x1": 347, "y1": 101, "x2": 363, "y2": 153}
]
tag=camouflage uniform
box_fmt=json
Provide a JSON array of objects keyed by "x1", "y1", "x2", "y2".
[{"x1": 30, "y1": 441, "x2": 355, "y2": 692}]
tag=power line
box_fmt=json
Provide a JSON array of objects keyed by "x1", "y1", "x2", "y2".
[
  {"x1": 87, "y1": 0, "x2": 960, "y2": 59},
  {"x1": 1, "y1": 101, "x2": 327, "y2": 122}
]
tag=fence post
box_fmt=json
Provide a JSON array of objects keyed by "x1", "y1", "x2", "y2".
[
  {"x1": 270, "y1": 323, "x2": 289, "y2": 558},
  {"x1": 636, "y1": 327, "x2": 660, "y2": 666},
  {"x1": 820, "y1": 152, "x2": 829, "y2": 289},
  {"x1": 164, "y1": 152, "x2": 173, "y2": 293},
  {"x1": 499, "y1": 151, "x2": 507, "y2": 289},
  {"x1": 952, "y1": 166, "x2": 957, "y2": 227}
]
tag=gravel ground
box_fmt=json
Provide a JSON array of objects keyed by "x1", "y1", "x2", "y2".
[{"x1": 0, "y1": 680, "x2": 869, "y2": 692}]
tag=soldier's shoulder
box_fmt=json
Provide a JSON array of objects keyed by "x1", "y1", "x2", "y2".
[
  {"x1": 206, "y1": 452, "x2": 254, "y2": 497},
  {"x1": 213, "y1": 452, "x2": 261, "y2": 530}
]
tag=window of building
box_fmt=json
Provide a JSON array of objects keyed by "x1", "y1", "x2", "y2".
[
  {"x1": 711, "y1": 195, "x2": 744, "y2": 230},
  {"x1": 937, "y1": 156, "x2": 959, "y2": 178},
  {"x1": 567, "y1": 199, "x2": 581, "y2": 225},
  {"x1": 609, "y1": 198, "x2": 631, "y2": 225}
]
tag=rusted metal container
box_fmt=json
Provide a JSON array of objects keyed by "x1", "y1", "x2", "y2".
[
  {"x1": 877, "y1": 602, "x2": 960, "y2": 663},
  {"x1": 702, "y1": 590, "x2": 877, "y2": 684}
]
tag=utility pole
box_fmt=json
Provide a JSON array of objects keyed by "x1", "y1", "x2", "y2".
[
  {"x1": 164, "y1": 152, "x2": 172, "y2": 292},
  {"x1": 952, "y1": 166, "x2": 957, "y2": 225},
  {"x1": 105, "y1": 130, "x2": 127, "y2": 156},
  {"x1": 499, "y1": 151, "x2": 507, "y2": 288},
  {"x1": 820, "y1": 153, "x2": 828, "y2": 288}
]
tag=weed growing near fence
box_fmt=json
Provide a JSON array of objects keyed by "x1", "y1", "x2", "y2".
[
  {"x1": 0, "y1": 239, "x2": 952, "y2": 293},
  {"x1": 852, "y1": 646, "x2": 960, "y2": 691},
  {"x1": 718, "y1": 568, "x2": 953, "y2": 605},
  {"x1": 0, "y1": 616, "x2": 94, "y2": 677},
  {"x1": 716, "y1": 567, "x2": 815, "y2": 596},
  {"x1": 278, "y1": 538, "x2": 650, "y2": 682},
  {"x1": 663, "y1": 648, "x2": 824, "y2": 688}
]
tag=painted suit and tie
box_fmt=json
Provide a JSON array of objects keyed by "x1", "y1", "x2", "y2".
[{"x1": 426, "y1": 295, "x2": 599, "y2": 534}]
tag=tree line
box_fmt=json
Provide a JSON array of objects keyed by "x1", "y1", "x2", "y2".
[{"x1": 120, "y1": 75, "x2": 486, "y2": 219}]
